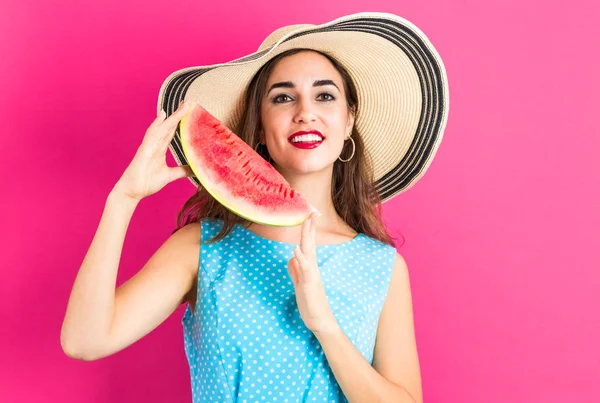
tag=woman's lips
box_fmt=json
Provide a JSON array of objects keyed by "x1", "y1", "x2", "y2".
[{"x1": 288, "y1": 130, "x2": 324, "y2": 149}]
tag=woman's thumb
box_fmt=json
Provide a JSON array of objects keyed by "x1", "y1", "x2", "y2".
[{"x1": 169, "y1": 165, "x2": 194, "y2": 182}]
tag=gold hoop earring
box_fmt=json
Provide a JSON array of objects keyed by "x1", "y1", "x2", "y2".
[
  {"x1": 338, "y1": 136, "x2": 355, "y2": 162},
  {"x1": 254, "y1": 142, "x2": 262, "y2": 152}
]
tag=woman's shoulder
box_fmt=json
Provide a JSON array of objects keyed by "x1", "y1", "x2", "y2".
[
  {"x1": 173, "y1": 221, "x2": 202, "y2": 239},
  {"x1": 169, "y1": 222, "x2": 202, "y2": 268}
]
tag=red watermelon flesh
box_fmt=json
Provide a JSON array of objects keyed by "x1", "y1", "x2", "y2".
[{"x1": 179, "y1": 102, "x2": 317, "y2": 226}]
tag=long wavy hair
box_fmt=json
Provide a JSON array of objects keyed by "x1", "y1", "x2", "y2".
[{"x1": 173, "y1": 48, "x2": 398, "y2": 247}]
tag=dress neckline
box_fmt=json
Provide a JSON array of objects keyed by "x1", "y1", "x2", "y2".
[{"x1": 234, "y1": 222, "x2": 362, "y2": 248}]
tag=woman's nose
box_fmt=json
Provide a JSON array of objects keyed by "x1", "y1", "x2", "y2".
[{"x1": 293, "y1": 97, "x2": 317, "y2": 124}]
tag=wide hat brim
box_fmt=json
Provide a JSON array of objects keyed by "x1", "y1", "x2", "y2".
[{"x1": 157, "y1": 12, "x2": 449, "y2": 203}]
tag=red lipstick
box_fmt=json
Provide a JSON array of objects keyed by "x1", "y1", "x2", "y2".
[{"x1": 288, "y1": 130, "x2": 324, "y2": 149}]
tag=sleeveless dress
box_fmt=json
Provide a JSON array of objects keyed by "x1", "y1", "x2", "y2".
[{"x1": 182, "y1": 218, "x2": 397, "y2": 402}]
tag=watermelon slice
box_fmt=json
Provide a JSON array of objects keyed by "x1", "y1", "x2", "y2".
[{"x1": 179, "y1": 102, "x2": 317, "y2": 227}]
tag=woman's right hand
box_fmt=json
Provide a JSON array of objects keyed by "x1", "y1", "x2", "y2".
[{"x1": 112, "y1": 101, "x2": 194, "y2": 201}]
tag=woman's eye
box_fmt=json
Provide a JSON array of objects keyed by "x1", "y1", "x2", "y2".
[
  {"x1": 273, "y1": 94, "x2": 292, "y2": 103},
  {"x1": 317, "y1": 93, "x2": 335, "y2": 101}
]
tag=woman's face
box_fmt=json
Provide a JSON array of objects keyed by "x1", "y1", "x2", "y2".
[{"x1": 260, "y1": 51, "x2": 355, "y2": 175}]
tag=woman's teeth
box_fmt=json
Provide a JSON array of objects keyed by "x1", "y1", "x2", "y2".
[{"x1": 291, "y1": 134, "x2": 323, "y2": 143}]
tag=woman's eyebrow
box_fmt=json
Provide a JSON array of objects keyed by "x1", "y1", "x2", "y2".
[{"x1": 267, "y1": 79, "x2": 340, "y2": 95}]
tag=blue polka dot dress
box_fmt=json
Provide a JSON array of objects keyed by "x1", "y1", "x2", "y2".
[{"x1": 182, "y1": 218, "x2": 397, "y2": 402}]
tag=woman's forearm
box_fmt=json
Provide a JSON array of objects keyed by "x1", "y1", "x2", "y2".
[{"x1": 315, "y1": 326, "x2": 416, "y2": 403}]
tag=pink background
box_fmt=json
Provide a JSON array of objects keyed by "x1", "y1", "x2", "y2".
[{"x1": 1, "y1": 0, "x2": 598, "y2": 402}]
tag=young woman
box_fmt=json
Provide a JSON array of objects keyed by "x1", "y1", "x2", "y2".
[{"x1": 61, "y1": 12, "x2": 449, "y2": 403}]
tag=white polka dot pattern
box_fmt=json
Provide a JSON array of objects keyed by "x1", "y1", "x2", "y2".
[{"x1": 182, "y1": 218, "x2": 397, "y2": 402}]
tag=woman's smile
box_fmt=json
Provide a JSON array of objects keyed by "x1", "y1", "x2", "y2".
[{"x1": 288, "y1": 130, "x2": 325, "y2": 149}]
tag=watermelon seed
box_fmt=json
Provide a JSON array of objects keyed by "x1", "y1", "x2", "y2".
[
  {"x1": 290, "y1": 190, "x2": 295, "y2": 198},
  {"x1": 279, "y1": 184, "x2": 283, "y2": 194}
]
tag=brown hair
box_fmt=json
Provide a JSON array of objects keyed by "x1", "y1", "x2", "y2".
[{"x1": 174, "y1": 48, "x2": 398, "y2": 247}]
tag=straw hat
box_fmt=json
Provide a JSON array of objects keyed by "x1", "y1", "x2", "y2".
[{"x1": 157, "y1": 12, "x2": 449, "y2": 202}]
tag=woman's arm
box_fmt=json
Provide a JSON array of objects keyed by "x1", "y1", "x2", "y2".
[
  {"x1": 60, "y1": 101, "x2": 197, "y2": 361},
  {"x1": 315, "y1": 253, "x2": 422, "y2": 403},
  {"x1": 60, "y1": 189, "x2": 200, "y2": 361}
]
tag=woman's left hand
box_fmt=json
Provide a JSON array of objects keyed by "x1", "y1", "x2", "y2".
[{"x1": 287, "y1": 212, "x2": 339, "y2": 336}]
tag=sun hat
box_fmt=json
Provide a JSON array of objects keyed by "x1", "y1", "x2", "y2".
[{"x1": 157, "y1": 11, "x2": 449, "y2": 202}]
